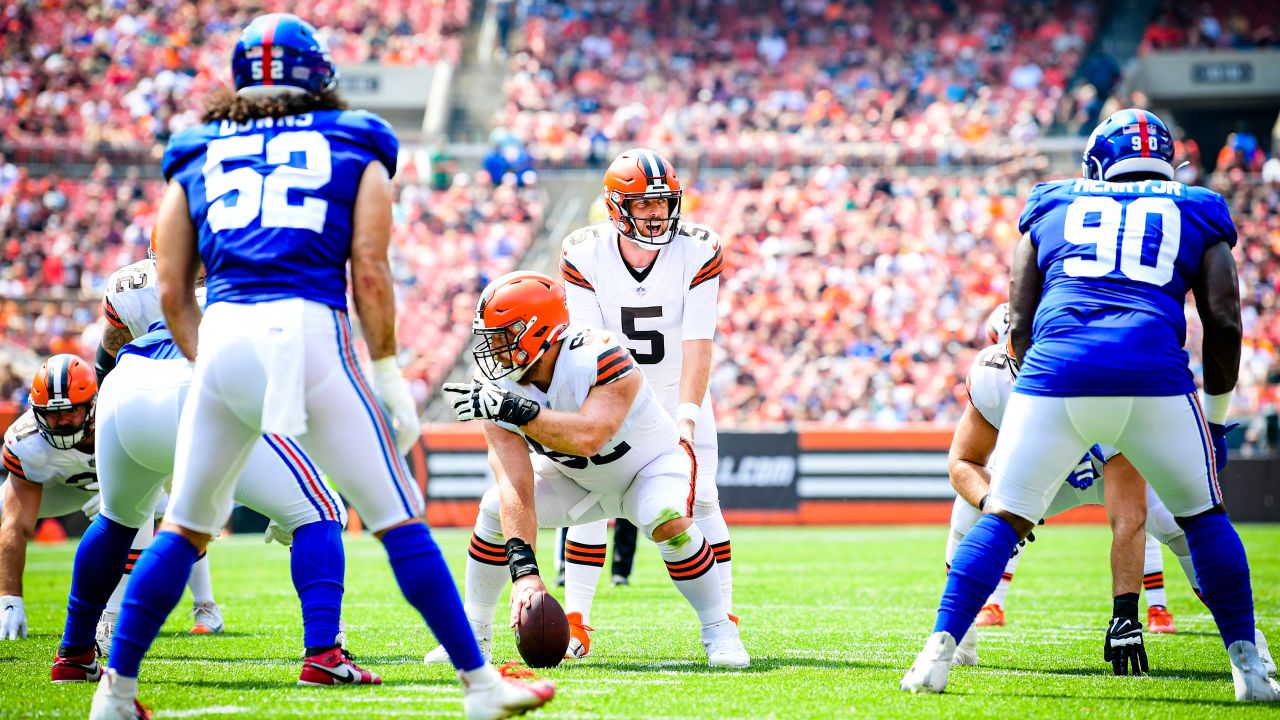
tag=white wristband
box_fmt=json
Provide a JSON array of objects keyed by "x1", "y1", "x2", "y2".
[
  {"x1": 1204, "y1": 392, "x2": 1232, "y2": 425},
  {"x1": 676, "y1": 402, "x2": 700, "y2": 424}
]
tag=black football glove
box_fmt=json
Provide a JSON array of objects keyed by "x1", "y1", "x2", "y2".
[{"x1": 1104, "y1": 616, "x2": 1149, "y2": 676}]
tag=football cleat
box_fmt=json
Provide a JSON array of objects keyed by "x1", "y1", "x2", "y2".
[
  {"x1": 701, "y1": 619, "x2": 749, "y2": 668},
  {"x1": 1146, "y1": 606, "x2": 1176, "y2": 634},
  {"x1": 461, "y1": 662, "x2": 555, "y2": 720},
  {"x1": 953, "y1": 626, "x2": 979, "y2": 666},
  {"x1": 299, "y1": 646, "x2": 382, "y2": 686},
  {"x1": 51, "y1": 646, "x2": 103, "y2": 683},
  {"x1": 96, "y1": 611, "x2": 118, "y2": 655},
  {"x1": 89, "y1": 669, "x2": 151, "y2": 720},
  {"x1": 901, "y1": 631, "x2": 957, "y2": 694},
  {"x1": 335, "y1": 617, "x2": 347, "y2": 649},
  {"x1": 565, "y1": 612, "x2": 592, "y2": 659},
  {"x1": 190, "y1": 601, "x2": 224, "y2": 635},
  {"x1": 611, "y1": 574, "x2": 629, "y2": 587},
  {"x1": 1229, "y1": 640, "x2": 1280, "y2": 701},
  {"x1": 425, "y1": 621, "x2": 492, "y2": 665},
  {"x1": 1257, "y1": 628, "x2": 1276, "y2": 677},
  {"x1": 974, "y1": 604, "x2": 1005, "y2": 627}
]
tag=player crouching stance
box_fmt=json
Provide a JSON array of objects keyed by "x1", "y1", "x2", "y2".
[{"x1": 430, "y1": 272, "x2": 748, "y2": 668}]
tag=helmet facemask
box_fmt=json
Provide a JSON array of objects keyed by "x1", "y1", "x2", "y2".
[
  {"x1": 33, "y1": 401, "x2": 95, "y2": 450},
  {"x1": 472, "y1": 316, "x2": 551, "y2": 382},
  {"x1": 610, "y1": 190, "x2": 682, "y2": 248}
]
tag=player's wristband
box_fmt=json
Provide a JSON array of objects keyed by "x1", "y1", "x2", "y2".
[
  {"x1": 1112, "y1": 592, "x2": 1139, "y2": 622},
  {"x1": 978, "y1": 494, "x2": 990, "y2": 511},
  {"x1": 505, "y1": 538, "x2": 540, "y2": 582},
  {"x1": 496, "y1": 392, "x2": 541, "y2": 426},
  {"x1": 1204, "y1": 392, "x2": 1231, "y2": 425},
  {"x1": 676, "y1": 402, "x2": 700, "y2": 424}
]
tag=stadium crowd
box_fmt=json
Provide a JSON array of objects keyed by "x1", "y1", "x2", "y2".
[
  {"x1": 1140, "y1": 0, "x2": 1278, "y2": 53},
  {"x1": 1, "y1": 0, "x2": 469, "y2": 155},
  {"x1": 493, "y1": 0, "x2": 1096, "y2": 166}
]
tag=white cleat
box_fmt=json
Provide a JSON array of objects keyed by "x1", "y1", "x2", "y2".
[
  {"x1": 1231, "y1": 640, "x2": 1280, "y2": 701},
  {"x1": 425, "y1": 622, "x2": 492, "y2": 665},
  {"x1": 89, "y1": 669, "x2": 149, "y2": 720},
  {"x1": 952, "y1": 626, "x2": 979, "y2": 667},
  {"x1": 461, "y1": 664, "x2": 555, "y2": 720},
  {"x1": 1257, "y1": 628, "x2": 1276, "y2": 677},
  {"x1": 95, "y1": 611, "x2": 118, "y2": 656},
  {"x1": 189, "y1": 601, "x2": 224, "y2": 635},
  {"x1": 702, "y1": 619, "x2": 750, "y2": 668},
  {"x1": 901, "y1": 631, "x2": 957, "y2": 694},
  {"x1": 335, "y1": 617, "x2": 347, "y2": 649}
]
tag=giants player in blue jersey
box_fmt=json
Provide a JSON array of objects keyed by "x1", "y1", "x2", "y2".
[
  {"x1": 902, "y1": 109, "x2": 1278, "y2": 701},
  {"x1": 89, "y1": 14, "x2": 553, "y2": 720}
]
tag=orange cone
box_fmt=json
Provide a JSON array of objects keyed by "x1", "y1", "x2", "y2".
[{"x1": 34, "y1": 518, "x2": 67, "y2": 543}]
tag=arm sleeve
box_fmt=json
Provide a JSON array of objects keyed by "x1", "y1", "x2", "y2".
[
  {"x1": 682, "y1": 275, "x2": 718, "y2": 340},
  {"x1": 565, "y1": 282, "x2": 605, "y2": 329}
]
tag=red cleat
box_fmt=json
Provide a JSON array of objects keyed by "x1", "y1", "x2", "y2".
[
  {"x1": 975, "y1": 604, "x2": 1006, "y2": 627},
  {"x1": 51, "y1": 647, "x2": 102, "y2": 684},
  {"x1": 299, "y1": 647, "x2": 382, "y2": 686},
  {"x1": 1147, "y1": 606, "x2": 1177, "y2": 634}
]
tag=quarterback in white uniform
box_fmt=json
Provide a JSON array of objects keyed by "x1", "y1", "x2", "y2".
[
  {"x1": 556, "y1": 147, "x2": 731, "y2": 658},
  {"x1": 429, "y1": 272, "x2": 748, "y2": 668}
]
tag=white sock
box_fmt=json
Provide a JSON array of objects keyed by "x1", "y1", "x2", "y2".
[
  {"x1": 464, "y1": 527, "x2": 507, "y2": 629},
  {"x1": 107, "y1": 670, "x2": 139, "y2": 695},
  {"x1": 655, "y1": 524, "x2": 725, "y2": 626},
  {"x1": 564, "y1": 520, "x2": 606, "y2": 625},
  {"x1": 459, "y1": 663, "x2": 500, "y2": 689},
  {"x1": 694, "y1": 501, "x2": 733, "y2": 613},
  {"x1": 985, "y1": 553, "x2": 1018, "y2": 607},
  {"x1": 107, "y1": 520, "x2": 155, "y2": 614},
  {"x1": 187, "y1": 552, "x2": 215, "y2": 605},
  {"x1": 1143, "y1": 534, "x2": 1167, "y2": 608}
]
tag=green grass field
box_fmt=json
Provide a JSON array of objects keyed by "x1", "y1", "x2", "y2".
[{"x1": 2, "y1": 525, "x2": 1278, "y2": 718}]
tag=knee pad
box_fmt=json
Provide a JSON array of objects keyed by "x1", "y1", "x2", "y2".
[{"x1": 474, "y1": 487, "x2": 504, "y2": 544}]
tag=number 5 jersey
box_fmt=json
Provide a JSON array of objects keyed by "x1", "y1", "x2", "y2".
[
  {"x1": 161, "y1": 109, "x2": 398, "y2": 311},
  {"x1": 1015, "y1": 178, "x2": 1237, "y2": 397}
]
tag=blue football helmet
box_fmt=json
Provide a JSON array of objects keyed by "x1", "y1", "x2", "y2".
[
  {"x1": 231, "y1": 14, "x2": 337, "y2": 96},
  {"x1": 1081, "y1": 109, "x2": 1175, "y2": 181}
]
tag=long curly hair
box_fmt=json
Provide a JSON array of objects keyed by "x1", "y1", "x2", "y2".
[{"x1": 201, "y1": 87, "x2": 347, "y2": 123}]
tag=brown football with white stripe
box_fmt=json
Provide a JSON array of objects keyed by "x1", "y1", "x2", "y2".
[{"x1": 515, "y1": 591, "x2": 570, "y2": 668}]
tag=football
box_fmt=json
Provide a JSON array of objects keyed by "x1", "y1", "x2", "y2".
[{"x1": 515, "y1": 591, "x2": 571, "y2": 668}]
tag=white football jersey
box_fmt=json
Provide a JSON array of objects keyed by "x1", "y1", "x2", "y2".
[
  {"x1": 103, "y1": 258, "x2": 161, "y2": 338},
  {"x1": 2, "y1": 411, "x2": 97, "y2": 491},
  {"x1": 560, "y1": 221, "x2": 722, "y2": 402},
  {"x1": 494, "y1": 325, "x2": 680, "y2": 494},
  {"x1": 966, "y1": 344, "x2": 1117, "y2": 463}
]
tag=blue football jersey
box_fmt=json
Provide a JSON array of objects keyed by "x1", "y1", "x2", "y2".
[
  {"x1": 117, "y1": 320, "x2": 186, "y2": 362},
  {"x1": 162, "y1": 109, "x2": 398, "y2": 310},
  {"x1": 1015, "y1": 177, "x2": 1237, "y2": 396}
]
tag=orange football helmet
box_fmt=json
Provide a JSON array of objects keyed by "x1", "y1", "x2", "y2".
[
  {"x1": 473, "y1": 272, "x2": 570, "y2": 381},
  {"x1": 30, "y1": 354, "x2": 97, "y2": 449},
  {"x1": 603, "y1": 148, "x2": 683, "y2": 247}
]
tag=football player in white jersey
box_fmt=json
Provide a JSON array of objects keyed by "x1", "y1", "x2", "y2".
[
  {"x1": 947, "y1": 305, "x2": 1274, "y2": 675},
  {"x1": 97, "y1": 245, "x2": 223, "y2": 637},
  {"x1": 2, "y1": 356, "x2": 109, "y2": 642},
  {"x1": 429, "y1": 272, "x2": 748, "y2": 668},
  {"x1": 554, "y1": 147, "x2": 731, "y2": 658}
]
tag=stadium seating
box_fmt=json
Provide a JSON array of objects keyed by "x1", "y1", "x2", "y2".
[
  {"x1": 492, "y1": 0, "x2": 1096, "y2": 165},
  {"x1": 1140, "y1": 0, "x2": 1278, "y2": 53}
]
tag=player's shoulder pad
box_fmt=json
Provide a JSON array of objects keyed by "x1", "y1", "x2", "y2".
[
  {"x1": 565, "y1": 327, "x2": 636, "y2": 386},
  {"x1": 680, "y1": 222, "x2": 724, "y2": 289},
  {"x1": 161, "y1": 122, "x2": 219, "y2": 181},
  {"x1": 1017, "y1": 179, "x2": 1072, "y2": 237},
  {"x1": 3, "y1": 412, "x2": 41, "y2": 480},
  {"x1": 966, "y1": 345, "x2": 1015, "y2": 424},
  {"x1": 334, "y1": 109, "x2": 399, "y2": 177},
  {"x1": 1185, "y1": 185, "x2": 1238, "y2": 248},
  {"x1": 562, "y1": 223, "x2": 609, "y2": 252},
  {"x1": 560, "y1": 225, "x2": 609, "y2": 293}
]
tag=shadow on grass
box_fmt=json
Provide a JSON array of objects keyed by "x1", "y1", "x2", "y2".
[{"x1": 948, "y1": 688, "x2": 1245, "y2": 708}]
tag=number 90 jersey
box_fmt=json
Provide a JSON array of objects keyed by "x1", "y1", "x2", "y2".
[
  {"x1": 559, "y1": 222, "x2": 722, "y2": 403},
  {"x1": 1016, "y1": 178, "x2": 1237, "y2": 397},
  {"x1": 491, "y1": 326, "x2": 680, "y2": 494},
  {"x1": 161, "y1": 109, "x2": 398, "y2": 311}
]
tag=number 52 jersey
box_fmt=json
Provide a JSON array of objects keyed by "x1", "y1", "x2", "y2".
[
  {"x1": 1015, "y1": 178, "x2": 1237, "y2": 397},
  {"x1": 161, "y1": 109, "x2": 398, "y2": 311}
]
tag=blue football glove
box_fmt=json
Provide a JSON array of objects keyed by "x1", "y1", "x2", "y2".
[
  {"x1": 1208, "y1": 422, "x2": 1239, "y2": 475},
  {"x1": 1066, "y1": 453, "x2": 1097, "y2": 490}
]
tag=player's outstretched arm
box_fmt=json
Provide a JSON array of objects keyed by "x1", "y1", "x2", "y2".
[
  {"x1": 1008, "y1": 233, "x2": 1043, "y2": 362},
  {"x1": 483, "y1": 422, "x2": 548, "y2": 626},
  {"x1": 0, "y1": 475, "x2": 42, "y2": 615},
  {"x1": 1192, "y1": 242, "x2": 1242, "y2": 397},
  {"x1": 948, "y1": 405, "x2": 998, "y2": 508},
  {"x1": 155, "y1": 179, "x2": 202, "y2": 360},
  {"x1": 525, "y1": 370, "x2": 641, "y2": 457}
]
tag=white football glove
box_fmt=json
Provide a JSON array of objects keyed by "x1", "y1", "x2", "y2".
[
  {"x1": 370, "y1": 357, "x2": 421, "y2": 456},
  {"x1": 0, "y1": 596, "x2": 27, "y2": 640},
  {"x1": 442, "y1": 379, "x2": 505, "y2": 422},
  {"x1": 81, "y1": 482, "x2": 101, "y2": 520}
]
